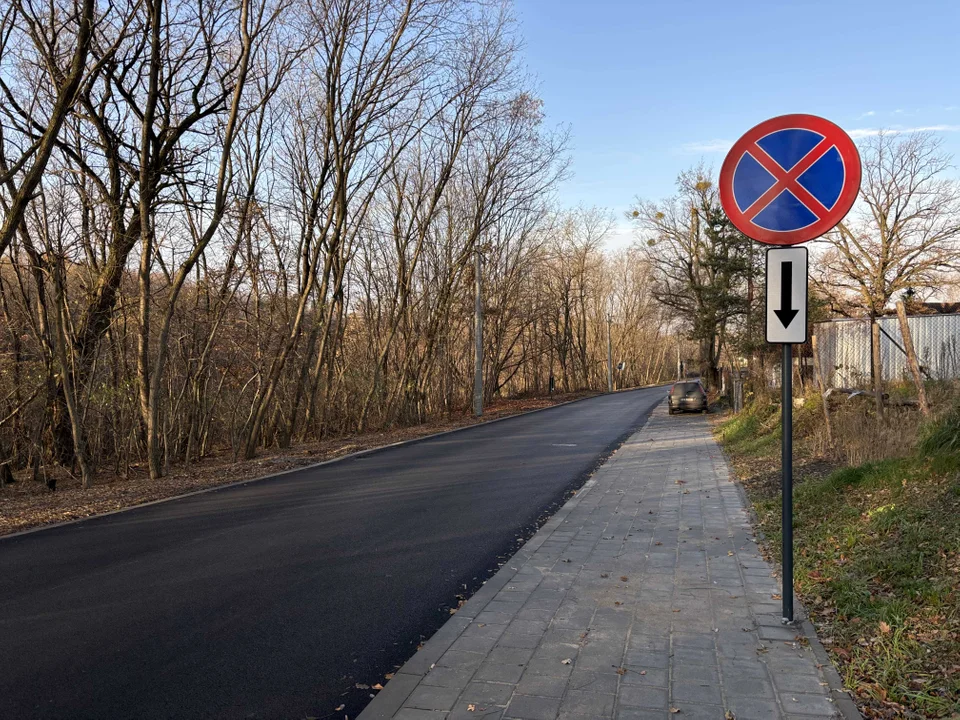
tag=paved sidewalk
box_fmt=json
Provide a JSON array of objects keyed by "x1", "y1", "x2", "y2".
[{"x1": 359, "y1": 404, "x2": 857, "y2": 720}]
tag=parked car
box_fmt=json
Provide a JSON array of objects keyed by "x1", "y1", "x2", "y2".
[{"x1": 668, "y1": 380, "x2": 708, "y2": 414}]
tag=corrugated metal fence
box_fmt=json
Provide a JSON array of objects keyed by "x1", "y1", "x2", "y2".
[{"x1": 814, "y1": 314, "x2": 960, "y2": 388}]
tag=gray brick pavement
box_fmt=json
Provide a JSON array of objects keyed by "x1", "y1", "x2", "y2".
[{"x1": 359, "y1": 404, "x2": 859, "y2": 720}]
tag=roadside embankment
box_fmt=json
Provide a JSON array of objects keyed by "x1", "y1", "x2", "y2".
[{"x1": 716, "y1": 393, "x2": 960, "y2": 719}]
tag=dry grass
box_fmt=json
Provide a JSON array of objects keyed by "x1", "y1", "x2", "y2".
[
  {"x1": 717, "y1": 385, "x2": 960, "y2": 719},
  {"x1": 825, "y1": 401, "x2": 922, "y2": 466},
  {"x1": 794, "y1": 380, "x2": 960, "y2": 467}
]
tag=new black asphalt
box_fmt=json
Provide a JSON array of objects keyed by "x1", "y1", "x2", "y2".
[{"x1": 0, "y1": 386, "x2": 666, "y2": 719}]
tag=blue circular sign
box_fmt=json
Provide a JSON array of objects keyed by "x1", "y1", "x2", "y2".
[{"x1": 719, "y1": 114, "x2": 862, "y2": 245}]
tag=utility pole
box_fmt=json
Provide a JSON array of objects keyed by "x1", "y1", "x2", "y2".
[
  {"x1": 606, "y1": 313, "x2": 613, "y2": 393},
  {"x1": 676, "y1": 334, "x2": 682, "y2": 380},
  {"x1": 473, "y1": 248, "x2": 483, "y2": 417}
]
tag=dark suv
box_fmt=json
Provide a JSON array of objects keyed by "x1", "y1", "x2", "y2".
[{"x1": 668, "y1": 380, "x2": 708, "y2": 414}]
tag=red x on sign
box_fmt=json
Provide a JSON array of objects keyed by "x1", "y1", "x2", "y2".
[{"x1": 719, "y1": 114, "x2": 861, "y2": 245}]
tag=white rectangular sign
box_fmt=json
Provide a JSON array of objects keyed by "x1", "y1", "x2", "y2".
[{"x1": 765, "y1": 247, "x2": 808, "y2": 344}]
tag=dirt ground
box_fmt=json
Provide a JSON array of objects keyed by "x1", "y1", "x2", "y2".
[{"x1": 0, "y1": 392, "x2": 600, "y2": 537}]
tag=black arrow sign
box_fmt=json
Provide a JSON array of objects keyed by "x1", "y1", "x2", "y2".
[{"x1": 774, "y1": 261, "x2": 799, "y2": 328}]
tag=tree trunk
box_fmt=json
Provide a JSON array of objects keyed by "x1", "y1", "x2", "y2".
[
  {"x1": 51, "y1": 278, "x2": 94, "y2": 489},
  {"x1": 0, "y1": 0, "x2": 96, "y2": 259},
  {"x1": 871, "y1": 319, "x2": 884, "y2": 415},
  {"x1": 698, "y1": 337, "x2": 719, "y2": 390},
  {"x1": 895, "y1": 301, "x2": 930, "y2": 417},
  {"x1": 810, "y1": 334, "x2": 833, "y2": 448}
]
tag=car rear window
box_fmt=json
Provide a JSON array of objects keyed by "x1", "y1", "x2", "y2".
[{"x1": 671, "y1": 382, "x2": 701, "y2": 396}]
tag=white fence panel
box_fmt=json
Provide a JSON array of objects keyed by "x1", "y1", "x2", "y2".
[{"x1": 813, "y1": 313, "x2": 960, "y2": 387}]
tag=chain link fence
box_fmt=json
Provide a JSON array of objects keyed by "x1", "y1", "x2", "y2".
[{"x1": 813, "y1": 313, "x2": 960, "y2": 388}]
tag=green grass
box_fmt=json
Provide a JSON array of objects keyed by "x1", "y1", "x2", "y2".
[
  {"x1": 920, "y1": 403, "x2": 960, "y2": 455},
  {"x1": 718, "y1": 409, "x2": 960, "y2": 718},
  {"x1": 717, "y1": 401, "x2": 781, "y2": 458}
]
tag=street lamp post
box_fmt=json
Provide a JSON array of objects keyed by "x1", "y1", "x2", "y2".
[
  {"x1": 606, "y1": 313, "x2": 613, "y2": 393},
  {"x1": 473, "y1": 249, "x2": 483, "y2": 417}
]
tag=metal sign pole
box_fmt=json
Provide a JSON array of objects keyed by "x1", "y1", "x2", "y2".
[
  {"x1": 719, "y1": 113, "x2": 863, "y2": 628},
  {"x1": 781, "y1": 342, "x2": 794, "y2": 623}
]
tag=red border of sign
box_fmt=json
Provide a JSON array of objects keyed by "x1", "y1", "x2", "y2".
[{"x1": 719, "y1": 114, "x2": 861, "y2": 246}]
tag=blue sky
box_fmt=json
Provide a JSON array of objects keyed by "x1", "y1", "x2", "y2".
[{"x1": 513, "y1": 0, "x2": 960, "y2": 247}]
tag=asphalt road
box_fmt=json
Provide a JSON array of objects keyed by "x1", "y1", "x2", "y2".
[{"x1": 0, "y1": 386, "x2": 666, "y2": 719}]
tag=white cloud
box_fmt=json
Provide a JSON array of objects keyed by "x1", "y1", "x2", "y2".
[
  {"x1": 604, "y1": 224, "x2": 636, "y2": 250},
  {"x1": 846, "y1": 124, "x2": 960, "y2": 139},
  {"x1": 681, "y1": 123, "x2": 960, "y2": 155},
  {"x1": 680, "y1": 139, "x2": 733, "y2": 154},
  {"x1": 861, "y1": 110, "x2": 876, "y2": 117}
]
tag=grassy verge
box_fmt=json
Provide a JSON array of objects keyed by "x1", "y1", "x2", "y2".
[{"x1": 717, "y1": 402, "x2": 960, "y2": 719}]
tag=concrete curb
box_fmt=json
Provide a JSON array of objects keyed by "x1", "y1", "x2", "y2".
[
  {"x1": 357, "y1": 462, "x2": 611, "y2": 719},
  {"x1": 360, "y1": 402, "x2": 860, "y2": 720},
  {"x1": 713, "y1": 414, "x2": 863, "y2": 720},
  {"x1": 2, "y1": 385, "x2": 668, "y2": 543}
]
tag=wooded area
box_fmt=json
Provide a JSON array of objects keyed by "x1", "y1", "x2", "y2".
[
  {"x1": 3, "y1": 0, "x2": 959, "y2": 494},
  {"x1": 0, "y1": 0, "x2": 679, "y2": 488}
]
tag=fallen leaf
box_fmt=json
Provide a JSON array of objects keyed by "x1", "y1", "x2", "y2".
[
  {"x1": 561, "y1": 658, "x2": 572, "y2": 665},
  {"x1": 879, "y1": 621, "x2": 891, "y2": 634},
  {"x1": 372, "y1": 683, "x2": 383, "y2": 690},
  {"x1": 616, "y1": 667, "x2": 627, "y2": 675},
  {"x1": 620, "y1": 576, "x2": 629, "y2": 582},
  {"x1": 725, "y1": 712, "x2": 736, "y2": 719},
  {"x1": 384, "y1": 673, "x2": 394, "y2": 680},
  {"x1": 640, "y1": 670, "x2": 646, "y2": 675},
  {"x1": 771, "y1": 594, "x2": 781, "y2": 600},
  {"x1": 335, "y1": 705, "x2": 344, "y2": 712},
  {"x1": 672, "y1": 608, "x2": 681, "y2": 613},
  {"x1": 467, "y1": 704, "x2": 476, "y2": 712},
  {"x1": 600, "y1": 573, "x2": 609, "y2": 578},
  {"x1": 669, "y1": 708, "x2": 680, "y2": 714}
]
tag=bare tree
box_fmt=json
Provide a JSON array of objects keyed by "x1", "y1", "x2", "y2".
[
  {"x1": 630, "y1": 168, "x2": 755, "y2": 389},
  {"x1": 0, "y1": 0, "x2": 678, "y2": 490},
  {"x1": 135, "y1": 0, "x2": 293, "y2": 479},
  {"x1": 0, "y1": 0, "x2": 97, "y2": 259},
  {"x1": 814, "y1": 131, "x2": 960, "y2": 316},
  {"x1": 813, "y1": 131, "x2": 960, "y2": 407}
]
